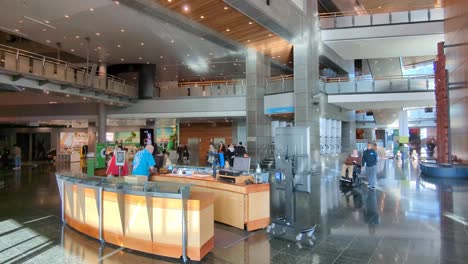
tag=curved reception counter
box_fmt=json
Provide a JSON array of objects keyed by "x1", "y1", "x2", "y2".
[
  {"x1": 55, "y1": 173, "x2": 214, "y2": 261},
  {"x1": 152, "y1": 172, "x2": 270, "y2": 231}
]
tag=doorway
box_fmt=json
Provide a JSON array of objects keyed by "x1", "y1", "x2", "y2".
[
  {"x1": 187, "y1": 138, "x2": 199, "y2": 166},
  {"x1": 16, "y1": 133, "x2": 30, "y2": 162}
]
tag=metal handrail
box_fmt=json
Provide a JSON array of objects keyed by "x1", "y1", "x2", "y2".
[
  {"x1": 319, "y1": 4, "x2": 440, "y2": 18},
  {"x1": 265, "y1": 74, "x2": 434, "y2": 83},
  {"x1": 321, "y1": 74, "x2": 434, "y2": 83},
  {"x1": 178, "y1": 79, "x2": 244, "y2": 88},
  {"x1": 0, "y1": 44, "x2": 129, "y2": 84},
  {"x1": 269, "y1": 74, "x2": 294, "y2": 81}
]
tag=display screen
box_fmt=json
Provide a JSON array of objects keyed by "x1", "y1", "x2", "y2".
[
  {"x1": 140, "y1": 129, "x2": 154, "y2": 146},
  {"x1": 233, "y1": 157, "x2": 250, "y2": 172},
  {"x1": 115, "y1": 150, "x2": 126, "y2": 166}
]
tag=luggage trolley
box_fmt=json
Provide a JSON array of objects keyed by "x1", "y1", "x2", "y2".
[{"x1": 266, "y1": 127, "x2": 317, "y2": 245}]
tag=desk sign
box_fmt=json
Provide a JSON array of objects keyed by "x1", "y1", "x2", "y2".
[{"x1": 115, "y1": 150, "x2": 126, "y2": 166}]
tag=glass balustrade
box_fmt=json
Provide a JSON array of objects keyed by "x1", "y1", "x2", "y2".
[
  {"x1": 321, "y1": 75, "x2": 435, "y2": 94},
  {"x1": 156, "y1": 80, "x2": 246, "y2": 98},
  {"x1": 319, "y1": 8, "x2": 444, "y2": 29}
]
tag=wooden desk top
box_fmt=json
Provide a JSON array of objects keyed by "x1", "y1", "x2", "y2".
[{"x1": 151, "y1": 174, "x2": 270, "y2": 194}]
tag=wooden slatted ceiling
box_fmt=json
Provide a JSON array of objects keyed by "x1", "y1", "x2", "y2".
[{"x1": 157, "y1": 0, "x2": 293, "y2": 67}]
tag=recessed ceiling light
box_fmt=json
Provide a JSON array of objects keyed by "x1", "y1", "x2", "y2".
[
  {"x1": 48, "y1": 101, "x2": 57, "y2": 104},
  {"x1": 75, "y1": 35, "x2": 79, "y2": 39},
  {"x1": 45, "y1": 20, "x2": 50, "y2": 24},
  {"x1": 64, "y1": 15, "x2": 69, "y2": 18},
  {"x1": 120, "y1": 29, "x2": 125, "y2": 32},
  {"x1": 70, "y1": 49, "x2": 75, "y2": 52},
  {"x1": 200, "y1": 15, "x2": 205, "y2": 19},
  {"x1": 120, "y1": 58, "x2": 125, "y2": 61},
  {"x1": 268, "y1": 34, "x2": 272, "y2": 37},
  {"x1": 226, "y1": 29, "x2": 230, "y2": 32},
  {"x1": 95, "y1": 32, "x2": 101, "y2": 36},
  {"x1": 249, "y1": 21, "x2": 253, "y2": 25},
  {"x1": 140, "y1": 42, "x2": 144, "y2": 46},
  {"x1": 171, "y1": 40, "x2": 175, "y2": 43},
  {"x1": 97, "y1": 46, "x2": 101, "y2": 50},
  {"x1": 14, "y1": 29, "x2": 19, "y2": 32},
  {"x1": 277, "y1": 55, "x2": 281, "y2": 58},
  {"x1": 89, "y1": 8, "x2": 94, "y2": 11},
  {"x1": 160, "y1": 56, "x2": 164, "y2": 59},
  {"x1": 224, "y1": 6, "x2": 228, "y2": 10},
  {"x1": 83, "y1": 97, "x2": 87, "y2": 100},
  {"x1": 138, "y1": 57, "x2": 142, "y2": 60},
  {"x1": 168, "y1": 0, "x2": 172, "y2": 2},
  {"x1": 44, "y1": 90, "x2": 50, "y2": 94},
  {"x1": 117, "y1": 44, "x2": 121, "y2": 48},
  {"x1": 66, "y1": 94, "x2": 70, "y2": 97},
  {"x1": 46, "y1": 40, "x2": 51, "y2": 43},
  {"x1": 247, "y1": 40, "x2": 251, "y2": 42},
  {"x1": 183, "y1": 5, "x2": 189, "y2": 12},
  {"x1": 114, "y1": 1, "x2": 119, "y2": 4}
]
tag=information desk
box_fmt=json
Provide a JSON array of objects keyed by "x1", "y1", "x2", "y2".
[
  {"x1": 151, "y1": 170, "x2": 270, "y2": 231},
  {"x1": 56, "y1": 173, "x2": 214, "y2": 261}
]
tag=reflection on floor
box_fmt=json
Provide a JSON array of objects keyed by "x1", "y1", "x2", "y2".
[{"x1": 0, "y1": 158, "x2": 467, "y2": 264}]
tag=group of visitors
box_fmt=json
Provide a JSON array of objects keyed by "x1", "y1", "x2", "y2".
[
  {"x1": 106, "y1": 144, "x2": 156, "y2": 178},
  {"x1": 207, "y1": 141, "x2": 246, "y2": 167}
]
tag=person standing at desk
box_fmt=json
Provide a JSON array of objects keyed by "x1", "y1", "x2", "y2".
[{"x1": 132, "y1": 145, "x2": 156, "y2": 179}]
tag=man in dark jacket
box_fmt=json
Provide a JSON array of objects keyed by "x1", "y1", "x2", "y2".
[
  {"x1": 362, "y1": 142, "x2": 378, "y2": 190},
  {"x1": 235, "y1": 142, "x2": 246, "y2": 157}
]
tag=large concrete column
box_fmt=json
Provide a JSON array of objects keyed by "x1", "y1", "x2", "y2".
[
  {"x1": 98, "y1": 103, "x2": 107, "y2": 144},
  {"x1": 399, "y1": 110, "x2": 409, "y2": 137},
  {"x1": 246, "y1": 49, "x2": 271, "y2": 165},
  {"x1": 107, "y1": 64, "x2": 156, "y2": 99},
  {"x1": 138, "y1": 64, "x2": 156, "y2": 99},
  {"x1": 293, "y1": 0, "x2": 321, "y2": 163}
]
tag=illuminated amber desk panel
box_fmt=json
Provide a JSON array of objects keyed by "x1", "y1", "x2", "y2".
[
  {"x1": 58, "y1": 175, "x2": 214, "y2": 261},
  {"x1": 152, "y1": 174, "x2": 270, "y2": 231}
]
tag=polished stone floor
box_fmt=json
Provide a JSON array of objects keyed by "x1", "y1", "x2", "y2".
[{"x1": 0, "y1": 158, "x2": 467, "y2": 264}]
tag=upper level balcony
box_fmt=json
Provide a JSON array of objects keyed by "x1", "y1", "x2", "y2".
[{"x1": 0, "y1": 44, "x2": 137, "y2": 105}]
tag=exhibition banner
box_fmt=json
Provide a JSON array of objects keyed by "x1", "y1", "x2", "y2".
[{"x1": 96, "y1": 143, "x2": 106, "y2": 168}]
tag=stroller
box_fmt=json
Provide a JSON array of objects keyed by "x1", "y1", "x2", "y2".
[{"x1": 340, "y1": 163, "x2": 362, "y2": 187}]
